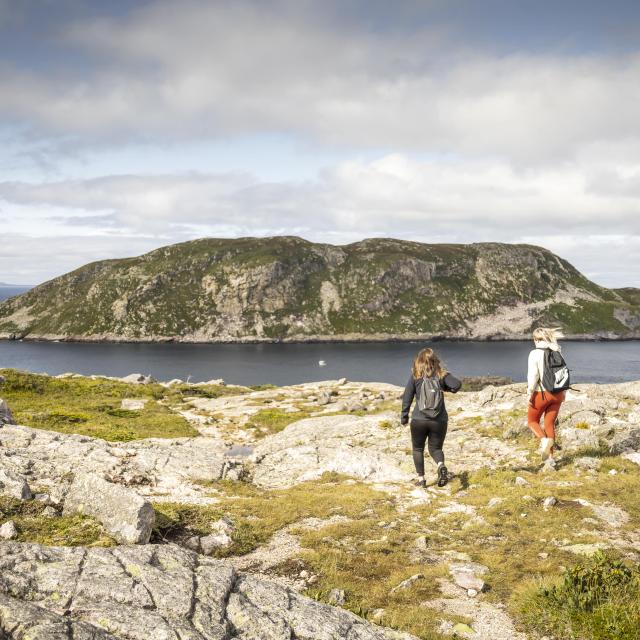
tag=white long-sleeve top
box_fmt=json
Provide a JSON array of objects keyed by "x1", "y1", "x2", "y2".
[{"x1": 527, "y1": 340, "x2": 561, "y2": 394}]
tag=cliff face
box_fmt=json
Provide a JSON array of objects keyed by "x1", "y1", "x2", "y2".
[{"x1": 0, "y1": 236, "x2": 638, "y2": 342}]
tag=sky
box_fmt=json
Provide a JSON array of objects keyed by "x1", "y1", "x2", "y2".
[{"x1": 1, "y1": 0, "x2": 639, "y2": 287}]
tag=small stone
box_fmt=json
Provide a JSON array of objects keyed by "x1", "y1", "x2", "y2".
[
  {"x1": 0, "y1": 398, "x2": 16, "y2": 425},
  {"x1": 0, "y1": 520, "x2": 18, "y2": 540},
  {"x1": 538, "y1": 552, "x2": 549, "y2": 559},
  {"x1": 520, "y1": 513, "x2": 528, "y2": 518},
  {"x1": 390, "y1": 573, "x2": 424, "y2": 593},
  {"x1": 543, "y1": 496, "x2": 558, "y2": 509},
  {"x1": 515, "y1": 476, "x2": 529, "y2": 486},
  {"x1": 467, "y1": 588, "x2": 478, "y2": 597},
  {"x1": 43, "y1": 506, "x2": 58, "y2": 518},
  {"x1": 541, "y1": 458, "x2": 557, "y2": 473},
  {"x1": 337, "y1": 378, "x2": 347, "y2": 385},
  {"x1": 449, "y1": 563, "x2": 487, "y2": 592},
  {"x1": 307, "y1": 574, "x2": 319, "y2": 585},
  {"x1": 453, "y1": 622, "x2": 475, "y2": 635},
  {"x1": 328, "y1": 588, "x2": 345, "y2": 606},
  {"x1": 183, "y1": 535, "x2": 201, "y2": 552},
  {"x1": 120, "y1": 398, "x2": 146, "y2": 410},
  {"x1": 299, "y1": 570, "x2": 309, "y2": 579},
  {"x1": 200, "y1": 531, "x2": 233, "y2": 554},
  {"x1": 210, "y1": 517, "x2": 234, "y2": 536},
  {"x1": 574, "y1": 456, "x2": 602, "y2": 472},
  {"x1": 0, "y1": 467, "x2": 32, "y2": 500},
  {"x1": 487, "y1": 497, "x2": 503, "y2": 507},
  {"x1": 370, "y1": 608, "x2": 385, "y2": 623},
  {"x1": 608, "y1": 469, "x2": 618, "y2": 475},
  {"x1": 523, "y1": 495, "x2": 533, "y2": 501}
]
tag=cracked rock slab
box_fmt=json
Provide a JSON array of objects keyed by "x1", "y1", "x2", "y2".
[
  {"x1": 63, "y1": 472, "x2": 155, "y2": 544},
  {"x1": 0, "y1": 542, "x2": 416, "y2": 640}
]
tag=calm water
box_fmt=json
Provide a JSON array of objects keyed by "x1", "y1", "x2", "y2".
[
  {"x1": 0, "y1": 339, "x2": 638, "y2": 386},
  {"x1": 0, "y1": 286, "x2": 31, "y2": 301}
]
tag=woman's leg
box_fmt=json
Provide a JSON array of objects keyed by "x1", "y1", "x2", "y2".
[
  {"x1": 426, "y1": 420, "x2": 449, "y2": 487},
  {"x1": 426, "y1": 420, "x2": 448, "y2": 466},
  {"x1": 543, "y1": 393, "x2": 564, "y2": 441},
  {"x1": 527, "y1": 392, "x2": 546, "y2": 439},
  {"x1": 410, "y1": 420, "x2": 429, "y2": 476}
]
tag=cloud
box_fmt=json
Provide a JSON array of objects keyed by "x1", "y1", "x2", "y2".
[
  {"x1": 0, "y1": 1, "x2": 639, "y2": 164},
  {"x1": 1, "y1": 152, "x2": 639, "y2": 286}
]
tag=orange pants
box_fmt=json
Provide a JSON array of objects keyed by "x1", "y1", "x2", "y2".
[{"x1": 527, "y1": 390, "x2": 565, "y2": 439}]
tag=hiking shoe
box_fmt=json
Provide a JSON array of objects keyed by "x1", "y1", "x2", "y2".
[
  {"x1": 539, "y1": 437, "x2": 553, "y2": 461},
  {"x1": 412, "y1": 477, "x2": 426, "y2": 488},
  {"x1": 437, "y1": 465, "x2": 449, "y2": 487}
]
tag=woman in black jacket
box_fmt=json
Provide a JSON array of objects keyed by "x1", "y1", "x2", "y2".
[{"x1": 401, "y1": 347, "x2": 462, "y2": 488}]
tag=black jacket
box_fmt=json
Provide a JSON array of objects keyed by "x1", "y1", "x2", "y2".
[{"x1": 401, "y1": 373, "x2": 462, "y2": 424}]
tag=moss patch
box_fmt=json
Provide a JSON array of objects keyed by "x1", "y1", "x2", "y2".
[
  {"x1": 0, "y1": 496, "x2": 114, "y2": 547},
  {"x1": 1, "y1": 368, "x2": 198, "y2": 441},
  {"x1": 245, "y1": 407, "x2": 312, "y2": 437},
  {"x1": 516, "y1": 552, "x2": 640, "y2": 640}
]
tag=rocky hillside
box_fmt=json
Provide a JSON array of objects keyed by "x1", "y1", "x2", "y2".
[
  {"x1": 0, "y1": 236, "x2": 639, "y2": 342},
  {"x1": 1, "y1": 370, "x2": 639, "y2": 639}
]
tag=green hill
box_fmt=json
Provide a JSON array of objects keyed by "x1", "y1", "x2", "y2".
[{"x1": 0, "y1": 237, "x2": 638, "y2": 342}]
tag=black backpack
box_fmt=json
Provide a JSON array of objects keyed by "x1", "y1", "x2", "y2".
[
  {"x1": 417, "y1": 375, "x2": 444, "y2": 418},
  {"x1": 539, "y1": 348, "x2": 571, "y2": 393}
]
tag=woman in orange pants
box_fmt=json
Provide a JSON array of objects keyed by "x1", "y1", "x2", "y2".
[{"x1": 527, "y1": 327, "x2": 566, "y2": 461}]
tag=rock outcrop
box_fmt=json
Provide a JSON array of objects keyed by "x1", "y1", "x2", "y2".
[
  {"x1": 1, "y1": 376, "x2": 640, "y2": 640},
  {"x1": 0, "y1": 542, "x2": 413, "y2": 640},
  {"x1": 63, "y1": 473, "x2": 155, "y2": 544},
  {"x1": 0, "y1": 425, "x2": 236, "y2": 505},
  {"x1": 1, "y1": 236, "x2": 638, "y2": 342}
]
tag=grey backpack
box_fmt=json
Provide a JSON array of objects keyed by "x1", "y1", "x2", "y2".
[
  {"x1": 538, "y1": 348, "x2": 571, "y2": 394},
  {"x1": 416, "y1": 376, "x2": 444, "y2": 418}
]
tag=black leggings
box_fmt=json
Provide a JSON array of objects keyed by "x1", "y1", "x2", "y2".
[{"x1": 410, "y1": 418, "x2": 448, "y2": 475}]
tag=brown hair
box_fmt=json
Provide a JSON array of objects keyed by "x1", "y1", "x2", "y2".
[{"x1": 412, "y1": 347, "x2": 447, "y2": 380}]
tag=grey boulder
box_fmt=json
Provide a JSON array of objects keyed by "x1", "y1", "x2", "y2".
[
  {"x1": 0, "y1": 398, "x2": 16, "y2": 425},
  {"x1": 63, "y1": 472, "x2": 155, "y2": 544},
  {"x1": 0, "y1": 461, "x2": 32, "y2": 500}
]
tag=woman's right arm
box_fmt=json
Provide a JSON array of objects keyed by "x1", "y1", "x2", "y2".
[
  {"x1": 400, "y1": 375, "x2": 415, "y2": 425},
  {"x1": 527, "y1": 350, "x2": 539, "y2": 400}
]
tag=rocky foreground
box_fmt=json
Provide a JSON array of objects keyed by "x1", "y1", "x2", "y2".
[{"x1": 1, "y1": 374, "x2": 640, "y2": 639}]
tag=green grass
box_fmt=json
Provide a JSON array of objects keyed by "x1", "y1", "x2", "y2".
[
  {"x1": 245, "y1": 407, "x2": 312, "y2": 437},
  {"x1": 153, "y1": 474, "x2": 394, "y2": 556},
  {"x1": 0, "y1": 496, "x2": 114, "y2": 547},
  {"x1": 516, "y1": 552, "x2": 640, "y2": 640},
  {"x1": 0, "y1": 368, "x2": 198, "y2": 441},
  {"x1": 545, "y1": 300, "x2": 629, "y2": 334}
]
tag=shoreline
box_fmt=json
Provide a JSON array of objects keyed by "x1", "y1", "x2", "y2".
[{"x1": 2, "y1": 333, "x2": 640, "y2": 345}]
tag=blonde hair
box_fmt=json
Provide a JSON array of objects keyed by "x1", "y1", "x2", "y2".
[
  {"x1": 412, "y1": 348, "x2": 447, "y2": 379},
  {"x1": 532, "y1": 327, "x2": 564, "y2": 345}
]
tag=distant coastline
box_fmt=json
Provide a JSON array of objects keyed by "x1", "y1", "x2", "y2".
[{"x1": 2, "y1": 333, "x2": 639, "y2": 344}]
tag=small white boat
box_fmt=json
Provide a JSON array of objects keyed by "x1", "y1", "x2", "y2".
[{"x1": 318, "y1": 360, "x2": 327, "y2": 366}]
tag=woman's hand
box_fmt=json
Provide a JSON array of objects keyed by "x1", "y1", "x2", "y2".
[{"x1": 528, "y1": 392, "x2": 536, "y2": 407}]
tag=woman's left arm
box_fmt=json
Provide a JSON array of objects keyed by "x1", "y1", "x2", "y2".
[{"x1": 442, "y1": 373, "x2": 462, "y2": 393}]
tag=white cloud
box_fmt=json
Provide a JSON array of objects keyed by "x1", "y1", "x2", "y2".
[
  {"x1": 0, "y1": 1, "x2": 639, "y2": 163},
  {"x1": 1, "y1": 152, "x2": 639, "y2": 286}
]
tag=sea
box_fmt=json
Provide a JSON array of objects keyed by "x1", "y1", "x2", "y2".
[
  {"x1": 0, "y1": 338, "x2": 638, "y2": 387},
  {"x1": 1, "y1": 284, "x2": 638, "y2": 386}
]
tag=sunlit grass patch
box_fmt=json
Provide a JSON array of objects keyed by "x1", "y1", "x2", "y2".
[
  {"x1": 1, "y1": 368, "x2": 198, "y2": 440},
  {"x1": 0, "y1": 496, "x2": 114, "y2": 547},
  {"x1": 153, "y1": 474, "x2": 394, "y2": 556},
  {"x1": 515, "y1": 552, "x2": 640, "y2": 640},
  {"x1": 244, "y1": 407, "x2": 312, "y2": 437}
]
